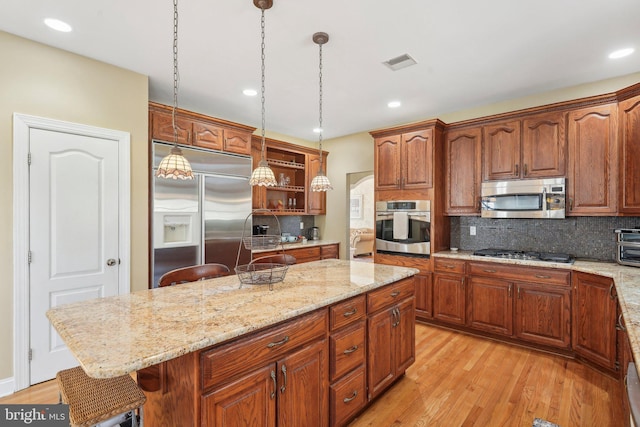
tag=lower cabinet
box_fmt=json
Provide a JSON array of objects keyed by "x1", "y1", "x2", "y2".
[
  {"x1": 467, "y1": 276, "x2": 513, "y2": 336},
  {"x1": 572, "y1": 271, "x2": 618, "y2": 372},
  {"x1": 254, "y1": 243, "x2": 339, "y2": 264},
  {"x1": 414, "y1": 272, "x2": 433, "y2": 320},
  {"x1": 433, "y1": 258, "x2": 467, "y2": 326}
]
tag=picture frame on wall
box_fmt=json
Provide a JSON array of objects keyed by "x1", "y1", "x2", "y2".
[{"x1": 350, "y1": 194, "x2": 363, "y2": 219}]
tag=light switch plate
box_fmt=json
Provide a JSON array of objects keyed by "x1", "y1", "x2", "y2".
[{"x1": 470, "y1": 226, "x2": 476, "y2": 236}]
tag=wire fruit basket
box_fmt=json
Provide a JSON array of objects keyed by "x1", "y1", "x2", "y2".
[{"x1": 242, "y1": 235, "x2": 280, "y2": 250}]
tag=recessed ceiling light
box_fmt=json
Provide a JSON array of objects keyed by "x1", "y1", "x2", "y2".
[
  {"x1": 383, "y1": 54, "x2": 417, "y2": 71},
  {"x1": 243, "y1": 89, "x2": 257, "y2": 96},
  {"x1": 313, "y1": 127, "x2": 322, "y2": 133},
  {"x1": 388, "y1": 101, "x2": 401, "y2": 108},
  {"x1": 44, "y1": 18, "x2": 72, "y2": 32},
  {"x1": 609, "y1": 48, "x2": 634, "y2": 59}
]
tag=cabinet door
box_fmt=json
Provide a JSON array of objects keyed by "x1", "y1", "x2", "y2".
[
  {"x1": 192, "y1": 121, "x2": 223, "y2": 150},
  {"x1": 572, "y1": 272, "x2": 618, "y2": 371},
  {"x1": 150, "y1": 110, "x2": 192, "y2": 145},
  {"x1": 567, "y1": 104, "x2": 618, "y2": 215},
  {"x1": 402, "y1": 129, "x2": 433, "y2": 189},
  {"x1": 619, "y1": 95, "x2": 640, "y2": 214},
  {"x1": 521, "y1": 112, "x2": 566, "y2": 178},
  {"x1": 445, "y1": 127, "x2": 482, "y2": 215},
  {"x1": 367, "y1": 306, "x2": 394, "y2": 400},
  {"x1": 467, "y1": 276, "x2": 513, "y2": 336},
  {"x1": 223, "y1": 129, "x2": 252, "y2": 156},
  {"x1": 515, "y1": 283, "x2": 571, "y2": 349},
  {"x1": 201, "y1": 364, "x2": 276, "y2": 427},
  {"x1": 432, "y1": 273, "x2": 466, "y2": 325},
  {"x1": 307, "y1": 153, "x2": 327, "y2": 215},
  {"x1": 395, "y1": 297, "x2": 416, "y2": 374},
  {"x1": 277, "y1": 340, "x2": 328, "y2": 427},
  {"x1": 374, "y1": 135, "x2": 401, "y2": 190},
  {"x1": 482, "y1": 120, "x2": 521, "y2": 180},
  {"x1": 414, "y1": 272, "x2": 433, "y2": 320}
]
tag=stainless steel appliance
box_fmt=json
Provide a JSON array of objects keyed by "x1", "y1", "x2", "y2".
[
  {"x1": 473, "y1": 248, "x2": 575, "y2": 264},
  {"x1": 152, "y1": 142, "x2": 252, "y2": 286},
  {"x1": 308, "y1": 226, "x2": 320, "y2": 240},
  {"x1": 615, "y1": 228, "x2": 640, "y2": 267},
  {"x1": 481, "y1": 177, "x2": 566, "y2": 219},
  {"x1": 375, "y1": 200, "x2": 430, "y2": 257}
]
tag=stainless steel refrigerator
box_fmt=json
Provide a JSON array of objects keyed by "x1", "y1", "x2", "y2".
[{"x1": 152, "y1": 142, "x2": 252, "y2": 287}]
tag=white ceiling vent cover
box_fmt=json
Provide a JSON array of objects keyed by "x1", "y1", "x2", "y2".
[{"x1": 383, "y1": 54, "x2": 417, "y2": 71}]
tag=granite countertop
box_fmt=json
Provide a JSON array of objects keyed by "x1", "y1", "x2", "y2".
[
  {"x1": 252, "y1": 239, "x2": 340, "y2": 254},
  {"x1": 433, "y1": 250, "x2": 640, "y2": 368},
  {"x1": 46, "y1": 259, "x2": 417, "y2": 379}
]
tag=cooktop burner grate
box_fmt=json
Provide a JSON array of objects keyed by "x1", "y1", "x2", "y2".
[{"x1": 473, "y1": 248, "x2": 575, "y2": 264}]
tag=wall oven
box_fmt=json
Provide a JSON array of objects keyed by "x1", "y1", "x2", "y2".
[
  {"x1": 481, "y1": 177, "x2": 566, "y2": 219},
  {"x1": 616, "y1": 228, "x2": 640, "y2": 267},
  {"x1": 375, "y1": 200, "x2": 430, "y2": 257}
]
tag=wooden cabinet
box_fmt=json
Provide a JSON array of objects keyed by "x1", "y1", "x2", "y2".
[
  {"x1": 567, "y1": 103, "x2": 618, "y2": 215},
  {"x1": 414, "y1": 272, "x2": 433, "y2": 320},
  {"x1": 252, "y1": 136, "x2": 328, "y2": 215},
  {"x1": 483, "y1": 112, "x2": 566, "y2": 181},
  {"x1": 373, "y1": 128, "x2": 433, "y2": 191},
  {"x1": 572, "y1": 271, "x2": 618, "y2": 372},
  {"x1": 254, "y1": 243, "x2": 338, "y2": 264},
  {"x1": 467, "y1": 276, "x2": 513, "y2": 336},
  {"x1": 444, "y1": 127, "x2": 482, "y2": 215},
  {"x1": 149, "y1": 102, "x2": 254, "y2": 156},
  {"x1": 432, "y1": 258, "x2": 466, "y2": 326},
  {"x1": 618, "y1": 94, "x2": 640, "y2": 214},
  {"x1": 366, "y1": 278, "x2": 415, "y2": 400}
]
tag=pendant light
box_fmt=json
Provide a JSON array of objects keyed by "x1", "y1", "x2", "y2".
[
  {"x1": 249, "y1": 0, "x2": 278, "y2": 187},
  {"x1": 155, "y1": 0, "x2": 194, "y2": 180},
  {"x1": 310, "y1": 32, "x2": 333, "y2": 192}
]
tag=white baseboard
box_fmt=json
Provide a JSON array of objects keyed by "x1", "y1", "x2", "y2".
[{"x1": 0, "y1": 377, "x2": 15, "y2": 398}]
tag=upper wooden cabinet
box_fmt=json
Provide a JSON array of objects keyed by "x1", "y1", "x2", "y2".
[
  {"x1": 149, "y1": 102, "x2": 255, "y2": 156},
  {"x1": 251, "y1": 136, "x2": 328, "y2": 215},
  {"x1": 618, "y1": 93, "x2": 640, "y2": 214},
  {"x1": 482, "y1": 112, "x2": 566, "y2": 181},
  {"x1": 445, "y1": 127, "x2": 482, "y2": 215},
  {"x1": 373, "y1": 128, "x2": 434, "y2": 191},
  {"x1": 566, "y1": 103, "x2": 618, "y2": 215}
]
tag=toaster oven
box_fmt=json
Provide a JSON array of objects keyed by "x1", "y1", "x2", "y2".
[{"x1": 615, "y1": 228, "x2": 640, "y2": 267}]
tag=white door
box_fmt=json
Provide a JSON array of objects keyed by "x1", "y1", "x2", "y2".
[{"x1": 29, "y1": 128, "x2": 121, "y2": 384}]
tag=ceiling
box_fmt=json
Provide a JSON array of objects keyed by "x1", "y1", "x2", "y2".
[{"x1": 2, "y1": 0, "x2": 639, "y2": 140}]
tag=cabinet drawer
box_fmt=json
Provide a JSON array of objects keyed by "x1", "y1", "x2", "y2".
[
  {"x1": 434, "y1": 258, "x2": 466, "y2": 274},
  {"x1": 468, "y1": 262, "x2": 570, "y2": 286},
  {"x1": 330, "y1": 296, "x2": 366, "y2": 331},
  {"x1": 201, "y1": 309, "x2": 327, "y2": 390},
  {"x1": 290, "y1": 246, "x2": 322, "y2": 263},
  {"x1": 367, "y1": 278, "x2": 415, "y2": 314},
  {"x1": 321, "y1": 244, "x2": 339, "y2": 259},
  {"x1": 330, "y1": 366, "x2": 366, "y2": 427},
  {"x1": 330, "y1": 322, "x2": 366, "y2": 382}
]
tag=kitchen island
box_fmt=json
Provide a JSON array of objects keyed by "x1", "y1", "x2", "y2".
[{"x1": 47, "y1": 259, "x2": 418, "y2": 426}]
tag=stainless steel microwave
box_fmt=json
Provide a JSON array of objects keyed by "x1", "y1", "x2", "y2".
[
  {"x1": 481, "y1": 178, "x2": 566, "y2": 219},
  {"x1": 375, "y1": 200, "x2": 430, "y2": 257},
  {"x1": 615, "y1": 228, "x2": 640, "y2": 267}
]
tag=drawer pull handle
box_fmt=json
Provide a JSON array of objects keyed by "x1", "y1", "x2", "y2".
[
  {"x1": 280, "y1": 365, "x2": 287, "y2": 394},
  {"x1": 483, "y1": 269, "x2": 497, "y2": 273},
  {"x1": 343, "y1": 390, "x2": 358, "y2": 403},
  {"x1": 444, "y1": 265, "x2": 455, "y2": 269},
  {"x1": 343, "y1": 345, "x2": 359, "y2": 355},
  {"x1": 267, "y1": 336, "x2": 290, "y2": 348},
  {"x1": 617, "y1": 314, "x2": 626, "y2": 331},
  {"x1": 390, "y1": 291, "x2": 400, "y2": 298},
  {"x1": 270, "y1": 370, "x2": 276, "y2": 399},
  {"x1": 609, "y1": 283, "x2": 617, "y2": 300},
  {"x1": 534, "y1": 274, "x2": 551, "y2": 279},
  {"x1": 343, "y1": 308, "x2": 357, "y2": 317}
]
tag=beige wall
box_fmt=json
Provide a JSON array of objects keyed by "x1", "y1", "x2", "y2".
[{"x1": 0, "y1": 31, "x2": 149, "y2": 381}]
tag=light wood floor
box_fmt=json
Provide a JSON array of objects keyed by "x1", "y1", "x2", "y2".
[{"x1": 0, "y1": 324, "x2": 624, "y2": 426}]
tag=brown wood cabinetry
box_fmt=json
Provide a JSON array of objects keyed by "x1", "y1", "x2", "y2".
[
  {"x1": 618, "y1": 94, "x2": 640, "y2": 214},
  {"x1": 367, "y1": 278, "x2": 415, "y2": 400},
  {"x1": 254, "y1": 243, "x2": 338, "y2": 264},
  {"x1": 483, "y1": 120, "x2": 521, "y2": 181},
  {"x1": 432, "y1": 258, "x2": 466, "y2": 325},
  {"x1": 572, "y1": 271, "x2": 618, "y2": 372},
  {"x1": 149, "y1": 102, "x2": 254, "y2": 156},
  {"x1": 373, "y1": 129, "x2": 433, "y2": 191},
  {"x1": 444, "y1": 127, "x2": 482, "y2": 215},
  {"x1": 414, "y1": 272, "x2": 433, "y2": 320},
  {"x1": 567, "y1": 103, "x2": 618, "y2": 215},
  {"x1": 467, "y1": 276, "x2": 513, "y2": 336},
  {"x1": 252, "y1": 136, "x2": 328, "y2": 215}
]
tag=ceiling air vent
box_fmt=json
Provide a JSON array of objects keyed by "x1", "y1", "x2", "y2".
[{"x1": 383, "y1": 53, "x2": 417, "y2": 71}]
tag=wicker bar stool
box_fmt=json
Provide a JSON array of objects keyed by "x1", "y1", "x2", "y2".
[{"x1": 56, "y1": 366, "x2": 146, "y2": 427}]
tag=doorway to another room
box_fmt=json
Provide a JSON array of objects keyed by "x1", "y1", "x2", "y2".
[{"x1": 347, "y1": 172, "x2": 374, "y2": 262}]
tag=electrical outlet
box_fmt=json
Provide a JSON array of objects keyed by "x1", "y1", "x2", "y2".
[
  {"x1": 470, "y1": 226, "x2": 476, "y2": 236},
  {"x1": 300, "y1": 221, "x2": 304, "y2": 230}
]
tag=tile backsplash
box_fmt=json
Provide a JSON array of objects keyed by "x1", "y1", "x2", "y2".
[
  {"x1": 451, "y1": 216, "x2": 640, "y2": 261},
  {"x1": 253, "y1": 215, "x2": 315, "y2": 239}
]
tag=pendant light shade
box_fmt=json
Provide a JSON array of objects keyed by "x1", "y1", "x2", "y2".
[
  {"x1": 155, "y1": 0, "x2": 193, "y2": 180},
  {"x1": 249, "y1": 0, "x2": 278, "y2": 187},
  {"x1": 311, "y1": 31, "x2": 332, "y2": 192}
]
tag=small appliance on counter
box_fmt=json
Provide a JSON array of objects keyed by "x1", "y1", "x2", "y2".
[
  {"x1": 615, "y1": 227, "x2": 640, "y2": 267},
  {"x1": 308, "y1": 226, "x2": 320, "y2": 241}
]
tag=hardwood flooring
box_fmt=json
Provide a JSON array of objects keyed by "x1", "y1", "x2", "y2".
[{"x1": 0, "y1": 324, "x2": 624, "y2": 426}]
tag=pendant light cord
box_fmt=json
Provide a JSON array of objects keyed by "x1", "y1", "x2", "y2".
[
  {"x1": 318, "y1": 41, "x2": 324, "y2": 172},
  {"x1": 260, "y1": 5, "x2": 267, "y2": 160},
  {"x1": 172, "y1": 0, "x2": 180, "y2": 144}
]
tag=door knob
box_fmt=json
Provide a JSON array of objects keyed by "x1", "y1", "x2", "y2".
[{"x1": 106, "y1": 258, "x2": 117, "y2": 266}]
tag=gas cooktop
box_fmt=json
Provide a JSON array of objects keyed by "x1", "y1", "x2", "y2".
[{"x1": 472, "y1": 248, "x2": 575, "y2": 264}]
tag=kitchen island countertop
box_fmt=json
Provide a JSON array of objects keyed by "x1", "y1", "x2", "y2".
[
  {"x1": 47, "y1": 259, "x2": 417, "y2": 378},
  {"x1": 434, "y1": 250, "x2": 640, "y2": 370}
]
